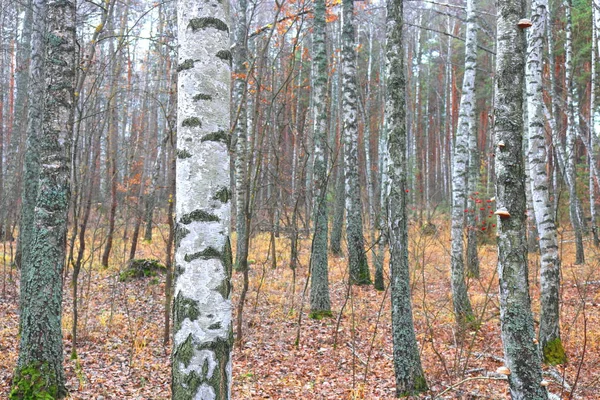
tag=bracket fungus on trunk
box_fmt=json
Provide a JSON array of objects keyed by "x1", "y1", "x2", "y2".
[{"x1": 495, "y1": 207, "x2": 511, "y2": 218}]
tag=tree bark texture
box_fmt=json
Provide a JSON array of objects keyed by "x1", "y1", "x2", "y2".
[
  {"x1": 494, "y1": 0, "x2": 548, "y2": 397},
  {"x1": 525, "y1": 0, "x2": 565, "y2": 365},
  {"x1": 386, "y1": 0, "x2": 428, "y2": 395},
  {"x1": 14, "y1": 0, "x2": 76, "y2": 397},
  {"x1": 564, "y1": 0, "x2": 585, "y2": 264},
  {"x1": 342, "y1": 0, "x2": 370, "y2": 285},
  {"x1": 172, "y1": 1, "x2": 233, "y2": 398},
  {"x1": 233, "y1": 0, "x2": 249, "y2": 273},
  {"x1": 309, "y1": 0, "x2": 332, "y2": 319},
  {"x1": 450, "y1": 0, "x2": 476, "y2": 327}
]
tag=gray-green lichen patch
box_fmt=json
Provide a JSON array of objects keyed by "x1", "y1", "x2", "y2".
[
  {"x1": 198, "y1": 336, "x2": 232, "y2": 400},
  {"x1": 175, "y1": 263, "x2": 185, "y2": 280},
  {"x1": 208, "y1": 322, "x2": 222, "y2": 330},
  {"x1": 173, "y1": 293, "x2": 201, "y2": 334},
  {"x1": 193, "y1": 93, "x2": 213, "y2": 101},
  {"x1": 215, "y1": 277, "x2": 231, "y2": 299},
  {"x1": 177, "y1": 59, "x2": 195, "y2": 72},
  {"x1": 184, "y1": 246, "x2": 222, "y2": 262},
  {"x1": 213, "y1": 187, "x2": 231, "y2": 203},
  {"x1": 172, "y1": 333, "x2": 203, "y2": 398},
  {"x1": 222, "y1": 237, "x2": 233, "y2": 279},
  {"x1": 177, "y1": 333, "x2": 196, "y2": 367},
  {"x1": 47, "y1": 33, "x2": 65, "y2": 47},
  {"x1": 180, "y1": 209, "x2": 220, "y2": 224},
  {"x1": 175, "y1": 225, "x2": 191, "y2": 248},
  {"x1": 188, "y1": 17, "x2": 229, "y2": 33},
  {"x1": 177, "y1": 149, "x2": 192, "y2": 159},
  {"x1": 172, "y1": 334, "x2": 232, "y2": 400},
  {"x1": 201, "y1": 130, "x2": 229, "y2": 146},
  {"x1": 182, "y1": 117, "x2": 202, "y2": 128},
  {"x1": 215, "y1": 50, "x2": 232, "y2": 63}
]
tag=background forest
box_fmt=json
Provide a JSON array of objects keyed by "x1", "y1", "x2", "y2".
[{"x1": 0, "y1": 0, "x2": 599, "y2": 398}]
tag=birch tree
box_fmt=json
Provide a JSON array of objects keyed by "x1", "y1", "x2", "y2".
[
  {"x1": 449, "y1": 0, "x2": 476, "y2": 328},
  {"x1": 564, "y1": 0, "x2": 585, "y2": 264},
  {"x1": 525, "y1": 0, "x2": 566, "y2": 365},
  {"x1": 309, "y1": 0, "x2": 332, "y2": 319},
  {"x1": 342, "y1": 0, "x2": 370, "y2": 285},
  {"x1": 494, "y1": 0, "x2": 547, "y2": 396},
  {"x1": 172, "y1": 1, "x2": 233, "y2": 397},
  {"x1": 386, "y1": 0, "x2": 428, "y2": 394},
  {"x1": 13, "y1": 0, "x2": 76, "y2": 396},
  {"x1": 465, "y1": 0, "x2": 480, "y2": 277},
  {"x1": 233, "y1": 0, "x2": 249, "y2": 273},
  {"x1": 592, "y1": 0, "x2": 600, "y2": 246}
]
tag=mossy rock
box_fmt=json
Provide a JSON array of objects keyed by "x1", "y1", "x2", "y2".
[
  {"x1": 119, "y1": 258, "x2": 165, "y2": 282},
  {"x1": 309, "y1": 310, "x2": 333, "y2": 320},
  {"x1": 421, "y1": 222, "x2": 437, "y2": 236}
]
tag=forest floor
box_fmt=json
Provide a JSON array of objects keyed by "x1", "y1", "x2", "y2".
[{"x1": 0, "y1": 221, "x2": 599, "y2": 399}]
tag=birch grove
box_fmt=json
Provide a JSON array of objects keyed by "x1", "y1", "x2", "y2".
[{"x1": 2, "y1": 0, "x2": 600, "y2": 397}]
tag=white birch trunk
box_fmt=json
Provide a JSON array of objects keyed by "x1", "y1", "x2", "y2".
[
  {"x1": 526, "y1": 0, "x2": 566, "y2": 365},
  {"x1": 173, "y1": 3, "x2": 233, "y2": 398},
  {"x1": 450, "y1": 0, "x2": 476, "y2": 327},
  {"x1": 342, "y1": 0, "x2": 370, "y2": 284}
]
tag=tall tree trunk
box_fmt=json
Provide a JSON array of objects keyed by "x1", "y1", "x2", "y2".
[
  {"x1": 10, "y1": 0, "x2": 33, "y2": 268},
  {"x1": 233, "y1": 0, "x2": 249, "y2": 273},
  {"x1": 309, "y1": 0, "x2": 332, "y2": 319},
  {"x1": 592, "y1": 0, "x2": 600, "y2": 246},
  {"x1": 342, "y1": 0, "x2": 370, "y2": 285},
  {"x1": 163, "y1": 64, "x2": 177, "y2": 347},
  {"x1": 526, "y1": 0, "x2": 566, "y2": 365},
  {"x1": 494, "y1": 0, "x2": 547, "y2": 397},
  {"x1": 330, "y1": 143, "x2": 345, "y2": 256},
  {"x1": 450, "y1": 0, "x2": 476, "y2": 328},
  {"x1": 172, "y1": 1, "x2": 233, "y2": 398},
  {"x1": 14, "y1": 0, "x2": 76, "y2": 397},
  {"x1": 101, "y1": 6, "x2": 128, "y2": 268},
  {"x1": 564, "y1": 0, "x2": 585, "y2": 264},
  {"x1": 386, "y1": 0, "x2": 428, "y2": 395},
  {"x1": 465, "y1": 0, "x2": 480, "y2": 278}
]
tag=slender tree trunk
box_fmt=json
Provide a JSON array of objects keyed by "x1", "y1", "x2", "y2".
[
  {"x1": 233, "y1": 0, "x2": 249, "y2": 273},
  {"x1": 494, "y1": 0, "x2": 547, "y2": 397},
  {"x1": 309, "y1": 0, "x2": 332, "y2": 319},
  {"x1": 592, "y1": 0, "x2": 600, "y2": 246},
  {"x1": 342, "y1": 0, "x2": 370, "y2": 285},
  {"x1": 450, "y1": 0, "x2": 476, "y2": 327},
  {"x1": 525, "y1": 0, "x2": 566, "y2": 365},
  {"x1": 386, "y1": 0, "x2": 428, "y2": 395},
  {"x1": 163, "y1": 66, "x2": 177, "y2": 347},
  {"x1": 10, "y1": 0, "x2": 33, "y2": 268},
  {"x1": 465, "y1": 0, "x2": 480, "y2": 278},
  {"x1": 564, "y1": 0, "x2": 585, "y2": 264},
  {"x1": 101, "y1": 7, "x2": 128, "y2": 268},
  {"x1": 71, "y1": 123, "x2": 102, "y2": 358},
  {"x1": 330, "y1": 143, "x2": 345, "y2": 256}
]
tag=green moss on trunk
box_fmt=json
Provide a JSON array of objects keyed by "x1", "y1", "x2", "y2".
[
  {"x1": 542, "y1": 337, "x2": 567, "y2": 365},
  {"x1": 11, "y1": 363, "x2": 62, "y2": 400}
]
